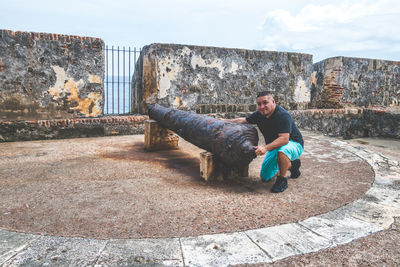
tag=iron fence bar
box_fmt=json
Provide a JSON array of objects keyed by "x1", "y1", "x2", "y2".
[
  {"x1": 118, "y1": 46, "x2": 121, "y2": 114},
  {"x1": 105, "y1": 45, "x2": 108, "y2": 114},
  {"x1": 112, "y1": 46, "x2": 114, "y2": 114},
  {"x1": 123, "y1": 47, "x2": 125, "y2": 114},
  {"x1": 133, "y1": 47, "x2": 137, "y2": 114},
  {"x1": 104, "y1": 45, "x2": 141, "y2": 115},
  {"x1": 129, "y1": 47, "x2": 131, "y2": 113}
]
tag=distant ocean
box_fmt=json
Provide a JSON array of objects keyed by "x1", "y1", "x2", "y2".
[{"x1": 103, "y1": 76, "x2": 134, "y2": 115}]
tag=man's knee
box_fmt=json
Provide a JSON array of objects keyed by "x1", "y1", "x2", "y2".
[{"x1": 277, "y1": 151, "x2": 290, "y2": 162}]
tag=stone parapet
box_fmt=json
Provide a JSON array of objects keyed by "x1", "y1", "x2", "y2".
[
  {"x1": 291, "y1": 108, "x2": 399, "y2": 139},
  {"x1": 0, "y1": 108, "x2": 397, "y2": 142},
  {"x1": 0, "y1": 29, "x2": 105, "y2": 121},
  {"x1": 0, "y1": 30, "x2": 103, "y2": 44},
  {"x1": 201, "y1": 107, "x2": 398, "y2": 140},
  {"x1": 311, "y1": 56, "x2": 400, "y2": 109},
  {"x1": 0, "y1": 115, "x2": 148, "y2": 142},
  {"x1": 133, "y1": 43, "x2": 312, "y2": 113}
]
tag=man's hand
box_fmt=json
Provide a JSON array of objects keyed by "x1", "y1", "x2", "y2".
[{"x1": 253, "y1": 145, "x2": 267, "y2": 156}]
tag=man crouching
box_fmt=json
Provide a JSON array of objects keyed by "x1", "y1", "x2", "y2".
[{"x1": 225, "y1": 90, "x2": 304, "y2": 193}]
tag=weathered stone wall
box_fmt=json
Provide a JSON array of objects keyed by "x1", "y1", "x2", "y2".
[
  {"x1": 311, "y1": 56, "x2": 400, "y2": 108},
  {"x1": 0, "y1": 29, "x2": 104, "y2": 121},
  {"x1": 133, "y1": 43, "x2": 313, "y2": 113},
  {"x1": 1, "y1": 34, "x2": 398, "y2": 141},
  {"x1": 291, "y1": 108, "x2": 399, "y2": 139}
]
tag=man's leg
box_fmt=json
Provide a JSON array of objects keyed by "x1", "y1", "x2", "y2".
[
  {"x1": 290, "y1": 159, "x2": 301, "y2": 178},
  {"x1": 271, "y1": 141, "x2": 303, "y2": 193},
  {"x1": 277, "y1": 151, "x2": 291, "y2": 177},
  {"x1": 270, "y1": 152, "x2": 290, "y2": 193},
  {"x1": 260, "y1": 149, "x2": 279, "y2": 181}
]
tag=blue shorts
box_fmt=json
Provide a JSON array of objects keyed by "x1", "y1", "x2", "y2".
[{"x1": 260, "y1": 141, "x2": 303, "y2": 181}]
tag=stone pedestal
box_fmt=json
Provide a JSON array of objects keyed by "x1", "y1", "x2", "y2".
[
  {"x1": 200, "y1": 151, "x2": 249, "y2": 182},
  {"x1": 144, "y1": 120, "x2": 178, "y2": 151}
]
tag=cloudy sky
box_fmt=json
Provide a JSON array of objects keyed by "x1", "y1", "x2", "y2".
[{"x1": 1, "y1": 0, "x2": 399, "y2": 62}]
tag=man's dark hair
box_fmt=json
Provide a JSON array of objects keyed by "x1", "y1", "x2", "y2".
[{"x1": 257, "y1": 91, "x2": 274, "y2": 98}]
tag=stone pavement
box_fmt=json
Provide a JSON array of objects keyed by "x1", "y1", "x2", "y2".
[{"x1": 1, "y1": 131, "x2": 399, "y2": 266}]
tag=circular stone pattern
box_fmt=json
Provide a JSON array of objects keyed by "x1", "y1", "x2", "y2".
[{"x1": 0, "y1": 132, "x2": 374, "y2": 239}]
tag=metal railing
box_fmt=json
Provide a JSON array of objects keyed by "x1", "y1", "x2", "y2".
[{"x1": 104, "y1": 46, "x2": 141, "y2": 115}]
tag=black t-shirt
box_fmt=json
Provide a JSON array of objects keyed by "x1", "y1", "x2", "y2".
[{"x1": 246, "y1": 105, "x2": 304, "y2": 147}]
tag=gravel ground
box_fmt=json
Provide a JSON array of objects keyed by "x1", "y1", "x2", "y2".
[{"x1": 0, "y1": 132, "x2": 374, "y2": 239}]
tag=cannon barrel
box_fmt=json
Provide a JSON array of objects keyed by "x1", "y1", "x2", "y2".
[{"x1": 148, "y1": 104, "x2": 259, "y2": 166}]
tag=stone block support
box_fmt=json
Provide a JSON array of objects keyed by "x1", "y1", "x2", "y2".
[
  {"x1": 144, "y1": 120, "x2": 178, "y2": 151},
  {"x1": 200, "y1": 151, "x2": 249, "y2": 182}
]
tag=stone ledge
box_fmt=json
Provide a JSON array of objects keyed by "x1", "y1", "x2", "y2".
[
  {"x1": 0, "y1": 115, "x2": 149, "y2": 142},
  {"x1": 195, "y1": 107, "x2": 399, "y2": 139},
  {"x1": 291, "y1": 108, "x2": 399, "y2": 139},
  {"x1": 1, "y1": 29, "x2": 103, "y2": 45},
  {"x1": 0, "y1": 107, "x2": 398, "y2": 142}
]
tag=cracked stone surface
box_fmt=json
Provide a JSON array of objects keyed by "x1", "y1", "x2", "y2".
[{"x1": 243, "y1": 218, "x2": 400, "y2": 267}]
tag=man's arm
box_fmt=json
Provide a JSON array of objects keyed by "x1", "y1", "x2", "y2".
[
  {"x1": 221, "y1": 117, "x2": 248, "y2": 124},
  {"x1": 253, "y1": 133, "x2": 289, "y2": 156}
]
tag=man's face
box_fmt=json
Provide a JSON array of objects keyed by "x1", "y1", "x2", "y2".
[{"x1": 256, "y1": 95, "x2": 276, "y2": 117}]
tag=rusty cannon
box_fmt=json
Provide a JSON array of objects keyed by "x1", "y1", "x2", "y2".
[{"x1": 147, "y1": 104, "x2": 259, "y2": 168}]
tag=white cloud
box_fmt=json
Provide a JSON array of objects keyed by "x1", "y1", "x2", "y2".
[
  {"x1": 2, "y1": 0, "x2": 400, "y2": 62},
  {"x1": 259, "y1": 0, "x2": 400, "y2": 62}
]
